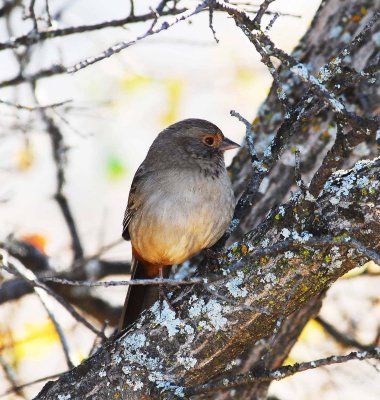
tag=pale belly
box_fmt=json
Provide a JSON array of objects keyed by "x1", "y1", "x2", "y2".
[{"x1": 129, "y1": 172, "x2": 235, "y2": 265}]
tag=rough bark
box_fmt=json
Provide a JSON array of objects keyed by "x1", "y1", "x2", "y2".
[
  {"x1": 219, "y1": 0, "x2": 380, "y2": 396},
  {"x1": 31, "y1": 0, "x2": 380, "y2": 398},
  {"x1": 35, "y1": 155, "x2": 380, "y2": 398}
]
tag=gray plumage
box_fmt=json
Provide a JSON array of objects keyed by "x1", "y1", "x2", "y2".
[
  {"x1": 119, "y1": 118, "x2": 239, "y2": 330},
  {"x1": 123, "y1": 118, "x2": 237, "y2": 265}
]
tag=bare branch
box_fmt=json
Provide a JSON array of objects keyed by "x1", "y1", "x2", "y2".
[
  {"x1": 67, "y1": 0, "x2": 211, "y2": 73},
  {"x1": 44, "y1": 0, "x2": 52, "y2": 26},
  {"x1": 0, "y1": 8, "x2": 187, "y2": 51},
  {"x1": 208, "y1": 4, "x2": 219, "y2": 43},
  {"x1": 41, "y1": 276, "x2": 202, "y2": 287},
  {"x1": 0, "y1": 64, "x2": 67, "y2": 89},
  {"x1": 129, "y1": 0, "x2": 135, "y2": 17},
  {"x1": 265, "y1": 11, "x2": 279, "y2": 32},
  {"x1": 186, "y1": 347, "x2": 380, "y2": 396},
  {"x1": 1, "y1": 1, "x2": 380, "y2": 398},
  {"x1": 39, "y1": 235, "x2": 380, "y2": 288},
  {"x1": 252, "y1": 0, "x2": 276, "y2": 27},
  {"x1": 27, "y1": 0, "x2": 38, "y2": 31},
  {"x1": 0, "y1": 355, "x2": 25, "y2": 399},
  {"x1": 0, "y1": 250, "x2": 104, "y2": 338},
  {"x1": 0, "y1": 238, "x2": 130, "y2": 324},
  {"x1": 0, "y1": 372, "x2": 64, "y2": 399},
  {"x1": 230, "y1": 110, "x2": 257, "y2": 160},
  {"x1": 33, "y1": 134, "x2": 380, "y2": 399},
  {"x1": 0, "y1": 98, "x2": 72, "y2": 111},
  {"x1": 0, "y1": 0, "x2": 21, "y2": 18},
  {"x1": 315, "y1": 316, "x2": 372, "y2": 351},
  {"x1": 30, "y1": 84, "x2": 84, "y2": 261},
  {"x1": 0, "y1": 250, "x2": 75, "y2": 369}
]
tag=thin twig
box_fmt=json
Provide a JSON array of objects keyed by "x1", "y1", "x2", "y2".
[
  {"x1": 0, "y1": 250, "x2": 104, "y2": 338},
  {"x1": 0, "y1": 372, "x2": 64, "y2": 399},
  {"x1": 39, "y1": 235, "x2": 380, "y2": 288},
  {"x1": 67, "y1": 0, "x2": 211, "y2": 73},
  {"x1": 0, "y1": 98, "x2": 72, "y2": 111},
  {"x1": 185, "y1": 347, "x2": 380, "y2": 396},
  {"x1": 0, "y1": 0, "x2": 21, "y2": 18},
  {"x1": 251, "y1": 36, "x2": 290, "y2": 110},
  {"x1": 28, "y1": 0, "x2": 38, "y2": 31},
  {"x1": 0, "y1": 356, "x2": 25, "y2": 399},
  {"x1": 0, "y1": 64, "x2": 67, "y2": 89},
  {"x1": 224, "y1": 235, "x2": 380, "y2": 268},
  {"x1": 315, "y1": 316, "x2": 372, "y2": 351},
  {"x1": 0, "y1": 251, "x2": 75, "y2": 369},
  {"x1": 129, "y1": 0, "x2": 135, "y2": 17},
  {"x1": 230, "y1": 110, "x2": 257, "y2": 160},
  {"x1": 0, "y1": 8, "x2": 187, "y2": 51},
  {"x1": 213, "y1": 2, "x2": 380, "y2": 246},
  {"x1": 265, "y1": 11, "x2": 279, "y2": 32},
  {"x1": 44, "y1": 0, "x2": 52, "y2": 26},
  {"x1": 208, "y1": 4, "x2": 219, "y2": 43},
  {"x1": 252, "y1": 0, "x2": 276, "y2": 27},
  {"x1": 89, "y1": 321, "x2": 108, "y2": 356},
  {"x1": 30, "y1": 84, "x2": 84, "y2": 261},
  {"x1": 41, "y1": 276, "x2": 203, "y2": 287}
]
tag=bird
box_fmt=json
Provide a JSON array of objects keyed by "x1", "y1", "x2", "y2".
[{"x1": 118, "y1": 118, "x2": 239, "y2": 331}]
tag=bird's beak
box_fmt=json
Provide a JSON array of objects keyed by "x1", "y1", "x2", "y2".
[{"x1": 220, "y1": 137, "x2": 240, "y2": 152}]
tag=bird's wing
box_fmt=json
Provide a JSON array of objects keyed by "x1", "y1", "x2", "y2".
[
  {"x1": 122, "y1": 164, "x2": 146, "y2": 240},
  {"x1": 122, "y1": 209, "x2": 134, "y2": 240}
]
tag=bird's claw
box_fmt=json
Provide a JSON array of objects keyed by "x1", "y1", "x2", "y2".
[
  {"x1": 158, "y1": 282, "x2": 176, "y2": 315},
  {"x1": 205, "y1": 248, "x2": 221, "y2": 271}
]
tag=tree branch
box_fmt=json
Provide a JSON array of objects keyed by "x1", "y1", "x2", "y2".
[
  {"x1": 67, "y1": 1, "x2": 211, "y2": 73},
  {"x1": 0, "y1": 7, "x2": 186, "y2": 51},
  {"x1": 34, "y1": 157, "x2": 380, "y2": 399},
  {"x1": 186, "y1": 347, "x2": 380, "y2": 396}
]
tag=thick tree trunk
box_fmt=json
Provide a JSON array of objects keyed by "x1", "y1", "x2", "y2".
[
  {"x1": 221, "y1": 0, "x2": 380, "y2": 397},
  {"x1": 35, "y1": 157, "x2": 380, "y2": 399},
  {"x1": 35, "y1": 0, "x2": 380, "y2": 398}
]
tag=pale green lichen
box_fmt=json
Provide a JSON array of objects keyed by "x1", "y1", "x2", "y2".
[
  {"x1": 226, "y1": 271, "x2": 248, "y2": 298},
  {"x1": 58, "y1": 395, "x2": 71, "y2": 400},
  {"x1": 189, "y1": 298, "x2": 229, "y2": 331},
  {"x1": 322, "y1": 158, "x2": 380, "y2": 205},
  {"x1": 177, "y1": 356, "x2": 197, "y2": 370},
  {"x1": 152, "y1": 301, "x2": 183, "y2": 337}
]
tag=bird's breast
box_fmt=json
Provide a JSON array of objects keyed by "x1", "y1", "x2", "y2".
[{"x1": 129, "y1": 169, "x2": 235, "y2": 265}]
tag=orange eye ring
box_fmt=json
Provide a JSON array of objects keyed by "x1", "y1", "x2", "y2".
[{"x1": 203, "y1": 136, "x2": 215, "y2": 146}]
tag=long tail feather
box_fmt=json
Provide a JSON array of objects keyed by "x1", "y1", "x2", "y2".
[{"x1": 118, "y1": 257, "x2": 160, "y2": 331}]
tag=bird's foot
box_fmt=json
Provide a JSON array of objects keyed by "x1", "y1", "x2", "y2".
[
  {"x1": 158, "y1": 282, "x2": 176, "y2": 314},
  {"x1": 157, "y1": 266, "x2": 176, "y2": 317},
  {"x1": 205, "y1": 248, "x2": 221, "y2": 272}
]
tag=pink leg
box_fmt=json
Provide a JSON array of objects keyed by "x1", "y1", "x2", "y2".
[{"x1": 158, "y1": 266, "x2": 175, "y2": 312}]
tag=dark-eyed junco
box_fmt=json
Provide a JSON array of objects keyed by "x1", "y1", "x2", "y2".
[{"x1": 118, "y1": 118, "x2": 239, "y2": 330}]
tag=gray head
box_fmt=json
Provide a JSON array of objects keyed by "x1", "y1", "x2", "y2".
[{"x1": 150, "y1": 119, "x2": 240, "y2": 165}]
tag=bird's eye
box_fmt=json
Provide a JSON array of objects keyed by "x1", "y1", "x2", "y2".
[{"x1": 203, "y1": 136, "x2": 215, "y2": 146}]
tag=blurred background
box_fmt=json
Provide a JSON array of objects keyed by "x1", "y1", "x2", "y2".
[{"x1": 0, "y1": 1, "x2": 379, "y2": 399}]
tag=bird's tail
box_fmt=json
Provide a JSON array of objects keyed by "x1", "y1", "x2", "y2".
[{"x1": 118, "y1": 256, "x2": 161, "y2": 331}]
